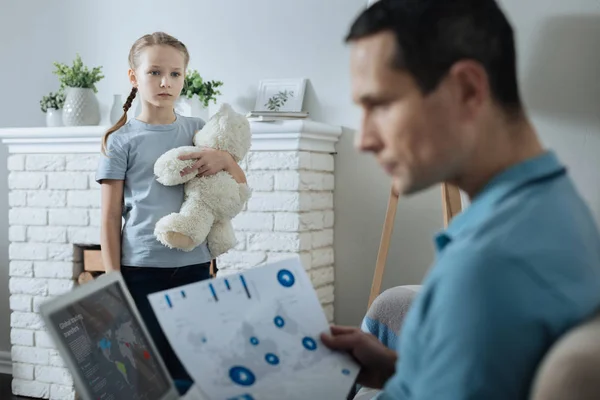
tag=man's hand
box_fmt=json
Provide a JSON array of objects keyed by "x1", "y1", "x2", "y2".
[
  {"x1": 178, "y1": 148, "x2": 234, "y2": 177},
  {"x1": 321, "y1": 325, "x2": 398, "y2": 389}
]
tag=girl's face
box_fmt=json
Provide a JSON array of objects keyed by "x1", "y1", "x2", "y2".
[{"x1": 129, "y1": 45, "x2": 186, "y2": 109}]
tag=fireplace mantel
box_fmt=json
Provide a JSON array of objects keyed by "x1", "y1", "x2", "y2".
[{"x1": 0, "y1": 119, "x2": 342, "y2": 154}]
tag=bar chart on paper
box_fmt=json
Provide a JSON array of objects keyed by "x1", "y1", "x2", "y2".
[
  {"x1": 148, "y1": 257, "x2": 359, "y2": 400},
  {"x1": 162, "y1": 274, "x2": 254, "y2": 308}
]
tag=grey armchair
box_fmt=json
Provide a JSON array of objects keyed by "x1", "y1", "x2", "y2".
[{"x1": 356, "y1": 285, "x2": 600, "y2": 400}]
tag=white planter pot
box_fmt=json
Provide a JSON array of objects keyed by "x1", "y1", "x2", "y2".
[
  {"x1": 132, "y1": 98, "x2": 141, "y2": 119},
  {"x1": 62, "y1": 87, "x2": 101, "y2": 126},
  {"x1": 110, "y1": 94, "x2": 123, "y2": 125},
  {"x1": 175, "y1": 97, "x2": 209, "y2": 121},
  {"x1": 45, "y1": 108, "x2": 63, "y2": 127}
]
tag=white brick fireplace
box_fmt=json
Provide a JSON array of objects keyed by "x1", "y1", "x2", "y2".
[{"x1": 0, "y1": 119, "x2": 341, "y2": 399}]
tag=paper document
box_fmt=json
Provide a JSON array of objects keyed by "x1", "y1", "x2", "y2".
[{"x1": 148, "y1": 257, "x2": 359, "y2": 400}]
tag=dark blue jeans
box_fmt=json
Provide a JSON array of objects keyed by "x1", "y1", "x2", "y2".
[{"x1": 120, "y1": 262, "x2": 211, "y2": 394}]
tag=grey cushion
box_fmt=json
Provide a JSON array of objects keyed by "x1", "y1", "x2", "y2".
[
  {"x1": 354, "y1": 285, "x2": 422, "y2": 400},
  {"x1": 354, "y1": 387, "x2": 381, "y2": 400}
]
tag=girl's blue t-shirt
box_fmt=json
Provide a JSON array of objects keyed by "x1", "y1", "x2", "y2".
[{"x1": 95, "y1": 114, "x2": 213, "y2": 267}]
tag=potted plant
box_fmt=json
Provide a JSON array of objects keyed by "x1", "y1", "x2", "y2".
[
  {"x1": 176, "y1": 69, "x2": 223, "y2": 119},
  {"x1": 40, "y1": 91, "x2": 65, "y2": 127},
  {"x1": 53, "y1": 53, "x2": 104, "y2": 126}
]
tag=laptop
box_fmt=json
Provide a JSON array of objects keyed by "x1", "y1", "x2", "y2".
[{"x1": 39, "y1": 271, "x2": 208, "y2": 400}]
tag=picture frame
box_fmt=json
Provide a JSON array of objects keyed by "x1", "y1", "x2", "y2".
[{"x1": 254, "y1": 78, "x2": 307, "y2": 112}]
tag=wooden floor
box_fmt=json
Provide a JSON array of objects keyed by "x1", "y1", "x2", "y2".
[{"x1": 0, "y1": 374, "x2": 35, "y2": 400}]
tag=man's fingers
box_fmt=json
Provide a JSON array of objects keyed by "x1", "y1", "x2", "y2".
[
  {"x1": 329, "y1": 325, "x2": 360, "y2": 335},
  {"x1": 320, "y1": 325, "x2": 362, "y2": 351},
  {"x1": 320, "y1": 330, "x2": 362, "y2": 351}
]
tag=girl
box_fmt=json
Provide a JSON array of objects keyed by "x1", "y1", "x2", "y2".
[{"x1": 96, "y1": 32, "x2": 246, "y2": 393}]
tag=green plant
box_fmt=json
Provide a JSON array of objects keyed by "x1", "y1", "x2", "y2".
[
  {"x1": 40, "y1": 91, "x2": 65, "y2": 113},
  {"x1": 181, "y1": 69, "x2": 223, "y2": 107},
  {"x1": 53, "y1": 53, "x2": 104, "y2": 93},
  {"x1": 265, "y1": 89, "x2": 294, "y2": 111}
]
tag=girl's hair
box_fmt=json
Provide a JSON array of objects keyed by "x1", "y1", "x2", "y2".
[{"x1": 101, "y1": 32, "x2": 190, "y2": 155}]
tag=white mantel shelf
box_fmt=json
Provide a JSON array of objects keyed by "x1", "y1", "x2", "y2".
[{"x1": 0, "y1": 119, "x2": 342, "y2": 154}]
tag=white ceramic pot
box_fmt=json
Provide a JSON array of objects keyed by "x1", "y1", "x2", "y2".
[
  {"x1": 45, "y1": 108, "x2": 63, "y2": 127},
  {"x1": 110, "y1": 94, "x2": 123, "y2": 125},
  {"x1": 131, "y1": 97, "x2": 141, "y2": 119},
  {"x1": 62, "y1": 87, "x2": 101, "y2": 126}
]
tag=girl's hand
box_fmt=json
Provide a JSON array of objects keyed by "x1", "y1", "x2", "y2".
[{"x1": 178, "y1": 148, "x2": 234, "y2": 177}]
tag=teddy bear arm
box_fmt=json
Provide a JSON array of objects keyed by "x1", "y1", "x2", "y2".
[
  {"x1": 154, "y1": 146, "x2": 199, "y2": 186},
  {"x1": 219, "y1": 183, "x2": 251, "y2": 218},
  {"x1": 207, "y1": 219, "x2": 237, "y2": 258}
]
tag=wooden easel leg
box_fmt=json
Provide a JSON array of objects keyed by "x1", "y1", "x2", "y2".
[
  {"x1": 367, "y1": 182, "x2": 463, "y2": 309},
  {"x1": 441, "y1": 183, "x2": 463, "y2": 228},
  {"x1": 368, "y1": 184, "x2": 399, "y2": 308}
]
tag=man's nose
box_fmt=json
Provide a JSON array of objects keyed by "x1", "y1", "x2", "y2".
[{"x1": 355, "y1": 118, "x2": 381, "y2": 152}]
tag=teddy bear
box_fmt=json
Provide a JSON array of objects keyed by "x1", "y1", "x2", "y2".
[{"x1": 152, "y1": 103, "x2": 252, "y2": 258}]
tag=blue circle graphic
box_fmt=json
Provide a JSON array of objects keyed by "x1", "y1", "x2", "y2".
[
  {"x1": 229, "y1": 366, "x2": 256, "y2": 387},
  {"x1": 250, "y1": 337, "x2": 259, "y2": 346},
  {"x1": 302, "y1": 336, "x2": 317, "y2": 351},
  {"x1": 277, "y1": 269, "x2": 295, "y2": 288},
  {"x1": 342, "y1": 369, "x2": 350, "y2": 375},
  {"x1": 274, "y1": 316, "x2": 285, "y2": 328},
  {"x1": 264, "y1": 353, "x2": 280, "y2": 365}
]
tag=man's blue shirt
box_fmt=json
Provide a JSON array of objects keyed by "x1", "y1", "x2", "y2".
[{"x1": 381, "y1": 151, "x2": 600, "y2": 399}]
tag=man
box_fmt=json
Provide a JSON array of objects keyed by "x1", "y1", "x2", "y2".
[{"x1": 321, "y1": 0, "x2": 600, "y2": 398}]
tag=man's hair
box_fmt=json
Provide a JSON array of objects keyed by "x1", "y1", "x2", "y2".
[{"x1": 346, "y1": 0, "x2": 523, "y2": 114}]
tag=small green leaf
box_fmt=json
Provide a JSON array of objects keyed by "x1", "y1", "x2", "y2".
[
  {"x1": 40, "y1": 90, "x2": 66, "y2": 113},
  {"x1": 180, "y1": 69, "x2": 223, "y2": 105},
  {"x1": 52, "y1": 53, "x2": 104, "y2": 92}
]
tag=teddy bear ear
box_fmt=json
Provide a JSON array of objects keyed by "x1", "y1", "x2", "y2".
[
  {"x1": 215, "y1": 102, "x2": 234, "y2": 115},
  {"x1": 213, "y1": 102, "x2": 249, "y2": 128}
]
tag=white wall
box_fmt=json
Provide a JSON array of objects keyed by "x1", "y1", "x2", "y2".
[
  {"x1": 1, "y1": 0, "x2": 600, "y2": 357},
  {"x1": 0, "y1": 0, "x2": 79, "y2": 361}
]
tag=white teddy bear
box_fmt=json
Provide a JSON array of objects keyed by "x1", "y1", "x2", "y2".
[{"x1": 152, "y1": 103, "x2": 252, "y2": 258}]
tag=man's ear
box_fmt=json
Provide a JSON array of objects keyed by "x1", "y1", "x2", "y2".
[
  {"x1": 448, "y1": 60, "x2": 489, "y2": 119},
  {"x1": 128, "y1": 69, "x2": 138, "y2": 88}
]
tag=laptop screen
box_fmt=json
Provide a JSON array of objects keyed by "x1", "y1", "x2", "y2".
[{"x1": 45, "y1": 280, "x2": 173, "y2": 400}]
